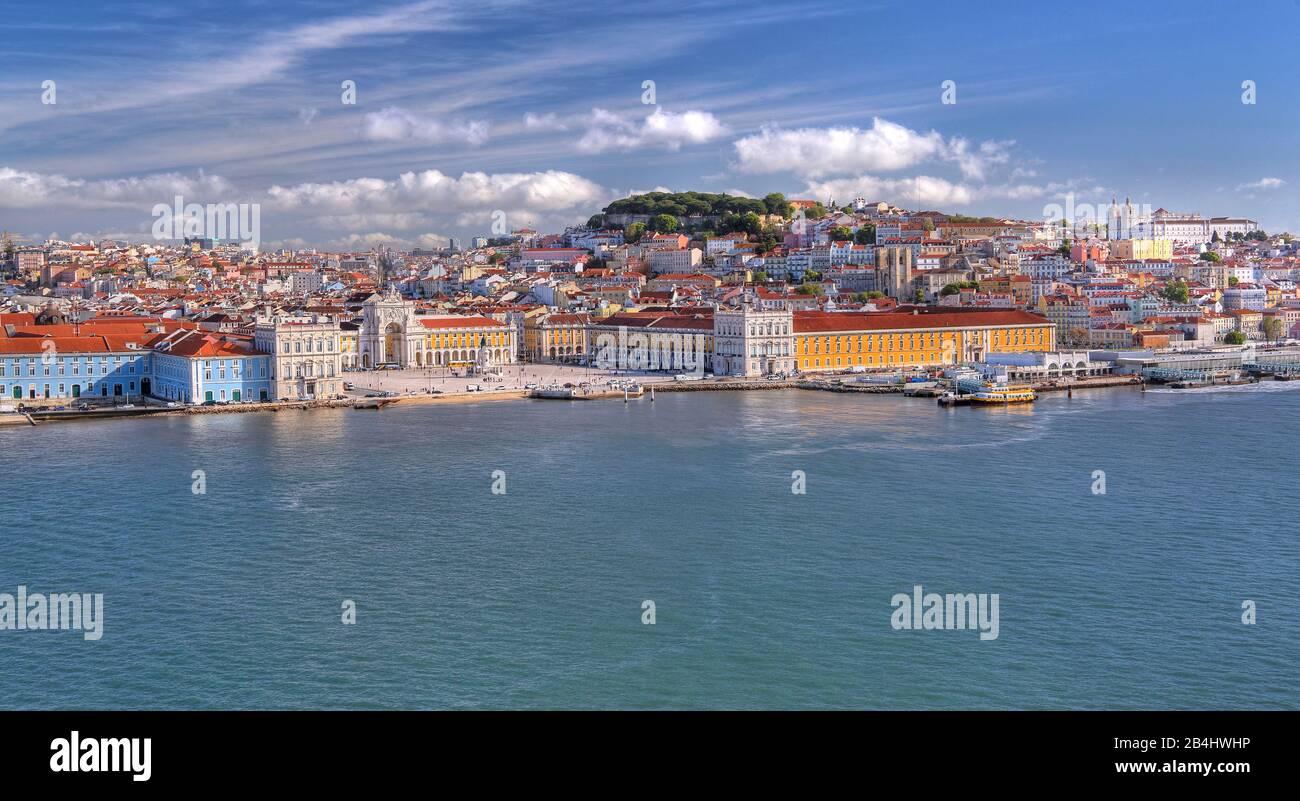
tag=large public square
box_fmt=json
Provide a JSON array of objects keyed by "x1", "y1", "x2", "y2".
[{"x1": 342, "y1": 362, "x2": 690, "y2": 396}]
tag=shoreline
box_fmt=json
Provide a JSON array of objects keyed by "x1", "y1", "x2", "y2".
[{"x1": 0, "y1": 373, "x2": 1157, "y2": 428}]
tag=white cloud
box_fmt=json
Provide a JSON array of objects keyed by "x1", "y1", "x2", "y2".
[
  {"x1": 944, "y1": 137, "x2": 1013, "y2": 181},
  {"x1": 732, "y1": 117, "x2": 1012, "y2": 180},
  {"x1": 801, "y1": 175, "x2": 974, "y2": 206},
  {"x1": 1, "y1": 164, "x2": 611, "y2": 246},
  {"x1": 577, "y1": 108, "x2": 728, "y2": 153},
  {"x1": 363, "y1": 107, "x2": 490, "y2": 146},
  {"x1": 1236, "y1": 177, "x2": 1285, "y2": 191},
  {"x1": 799, "y1": 174, "x2": 1057, "y2": 208},
  {"x1": 0, "y1": 167, "x2": 236, "y2": 209},
  {"x1": 267, "y1": 169, "x2": 608, "y2": 217},
  {"x1": 523, "y1": 112, "x2": 568, "y2": 131}
]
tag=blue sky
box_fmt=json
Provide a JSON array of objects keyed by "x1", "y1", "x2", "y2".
[{"x1": 3, "y1": 0, "x2": 1300, "y2": 249}]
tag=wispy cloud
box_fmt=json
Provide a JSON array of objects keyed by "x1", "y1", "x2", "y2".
[
  {"x1": 1236, "y1": 177, "x2": 1285, "y2": 191},
  {"x1": 363, "y1": 107, "x2": 490, "y2": 145}
]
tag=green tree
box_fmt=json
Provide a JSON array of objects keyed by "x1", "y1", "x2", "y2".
[
  {"x1": 762, "y1": 193, "x2": 792, "y2": 218},
  {"x1": 719, "y1": 213, "x2": 744, "y2": 234},
  {"x1": 1161, "y1": 280, "x2": 1189, "y2": 304},
  {"x1": 648, "y1": 214, "x2": 679, "y2": 233},
  {"x1": 922, "y1": 218, "x2": 935, "y2": 232},
  {"x1": 756, "y1": 230, "x2": 780, "y2": 253},
  {"x1": 682, "y1": 199, "x2": 712, "y2": 216},
  {"x1": 854, "y1": 224, "x2": 876, "y2": 245},
  {"x1": 753, "y1": 270, "x2": 769, "y2": 283},
  {"x1": 829, "y1": 226, "x2": 853, "y2": 242},
  {"x1": 1224, "y1": 331, "x2": 1247, "y2": 345},
  {"x1": 586, "y1": 214, "x2": 606, "y2": 229},
  {"x1": 1261, "y1": 316, "x2": 1284, "y2": 343},
  {"x1": 1201, "y1": 251, "x2": 1222, "y2": 263},
  {"x1": 625, "y1": 222, "x2": 647, "y2": 243},
  {"x1": 799, "y1": 282, "x2": 825, "y2": 296}
]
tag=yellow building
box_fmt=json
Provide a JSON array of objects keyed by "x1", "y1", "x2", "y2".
[
  {"x1": 524, "y1": 312, "x2": 593, "y2": 362},
  {"x1": 416, "y1": 315, "x2": 516, "y2": 368},
  {"x1": 339, "y1": 325, "x2": 360, "y2": 369},
  {"x1": 1109, "y1": 239, "x2": 1174, "y2": 260},
  {"x1": 793, "y1": 309, "x2": 1056, "y2": 371}
]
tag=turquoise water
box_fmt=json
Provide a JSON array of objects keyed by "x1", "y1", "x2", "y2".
[{"x1": 1, "y1": 384, "x2": 1297, "y2": 709}]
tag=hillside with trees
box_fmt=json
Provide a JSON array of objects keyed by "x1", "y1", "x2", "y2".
[{"x1": 600, "y1": 191, "x2": 792, "y2": 221}]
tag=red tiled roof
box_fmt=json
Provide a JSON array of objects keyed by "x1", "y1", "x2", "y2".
[
  {"x1": 416, "y1": 315, "x2": 507, "y2": 329},
  {"x1": 794, "y1": 309, "x2": 1052, "y2": 333}
]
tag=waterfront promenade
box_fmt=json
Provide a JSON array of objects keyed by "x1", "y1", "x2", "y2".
[{"x1": 0, "y1": 368, "x2": 1152, "y2": 427}]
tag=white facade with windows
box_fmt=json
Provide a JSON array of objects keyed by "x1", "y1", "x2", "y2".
[
  {"x1": 713, "y1": 302, "x2": 795, "y2": 377},
  {"x1": 254, "y1": 314, "x2": 344, "y2": 400}
]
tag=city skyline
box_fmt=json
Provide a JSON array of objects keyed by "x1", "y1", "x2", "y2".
[{"x1": 3, "y1": 0, "x2": 1300, "y2": 248}]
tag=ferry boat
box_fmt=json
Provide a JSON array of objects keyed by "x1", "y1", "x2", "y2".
[{"x1": 969, "y1": 383, "x2": 1037, "y2": 404}]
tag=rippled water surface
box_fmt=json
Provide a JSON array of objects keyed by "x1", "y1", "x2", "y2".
[{"x1": 1, "y1": 385, "x2": 1297, "y2": 709}]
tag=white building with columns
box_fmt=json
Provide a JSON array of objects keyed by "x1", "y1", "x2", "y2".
[
  {"x1": 253, "y1": 314, "x2": 344, "y2": 399},
  {"x1": 713, "y1": 301, "x2": 795, "y2": 377}
]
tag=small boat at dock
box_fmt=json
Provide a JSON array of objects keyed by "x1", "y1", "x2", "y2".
[{"x1": 969, "y1": 383, "x2": 1037, "y2": 404}]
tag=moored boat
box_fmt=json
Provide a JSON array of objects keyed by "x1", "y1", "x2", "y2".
[{"x1": 969, "y1": 383, "x2": 1037, "y2": 404}]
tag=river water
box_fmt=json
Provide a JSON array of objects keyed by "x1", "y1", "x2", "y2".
[{"x1": 1, "y1": 384, "x2": 1296, "y2": 708}]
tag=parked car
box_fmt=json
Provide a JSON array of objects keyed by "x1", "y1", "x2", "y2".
[
  {"x1": 524, "y1": 383, "x2": 538, "y2": 390},
  {"x1": 343, "y1": 382, "x2": 354, "y2": 390}
]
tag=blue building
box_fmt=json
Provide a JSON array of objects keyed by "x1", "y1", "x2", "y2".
[
  {"x1": 0, "y1": 328, "x2": 270, "y2": 405},
  {"x1": 151, "y1": 330, "x2": 271, "y2": 404},
  {"x1": 0, "y1": 337, "x2": 152, "y2": 401}
]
